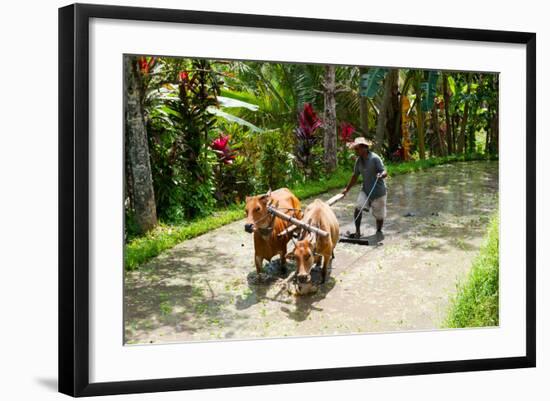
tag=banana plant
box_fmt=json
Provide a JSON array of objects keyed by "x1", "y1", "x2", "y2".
[
  {"x1": 421, "y1": 71, "x2": 440, "y2": 112},
  {"x1": 359, "y1": 68, "x2": 388, "y2": 98}
]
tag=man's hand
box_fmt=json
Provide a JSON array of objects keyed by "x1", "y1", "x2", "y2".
[
  {"x1": 343, "y1": 174, "x2": 358, "y2": 197},
  {"x1": 377, "y1": 171, "x2": 387, "y2": 179}
]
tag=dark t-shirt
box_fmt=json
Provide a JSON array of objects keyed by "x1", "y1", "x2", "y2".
[{"x1": 353, "y1": 151, "x2": 387, "y2": 200}]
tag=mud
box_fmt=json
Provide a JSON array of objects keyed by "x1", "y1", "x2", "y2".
[{"x1": 125, "y1": 161, "x2": 498, "y2": 344}]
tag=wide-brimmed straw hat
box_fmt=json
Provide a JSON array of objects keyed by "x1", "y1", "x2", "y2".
[{"x1": 347, "y1": 136, "x2": 374, "y2": 149}]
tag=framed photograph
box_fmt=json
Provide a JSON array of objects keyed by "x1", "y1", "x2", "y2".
[{"x1": 58, "y1": 3, "x2": 536, "y2": 397}]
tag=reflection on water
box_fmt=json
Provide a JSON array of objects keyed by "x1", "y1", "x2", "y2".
[{"x1": 388, "y1": 161, "x2": 498, "y2": 218}]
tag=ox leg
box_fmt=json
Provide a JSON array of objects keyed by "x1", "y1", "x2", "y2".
[
  {"x1": 254, "y1": 255, "x2": 263, "y2": 276},
  {"x1": 321, "y1": 254, "x2": 330, "y2": 284},
  {"x1": 279, "y1": 252, "x2": 287, "y2": 275},
  {"x1": 278, "y1": 242, "x2": 288, "y2": 275}
]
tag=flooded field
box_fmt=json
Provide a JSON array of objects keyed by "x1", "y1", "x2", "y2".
[{"x1": 125, "y1": 161, "x2": 498, "y2": 344}]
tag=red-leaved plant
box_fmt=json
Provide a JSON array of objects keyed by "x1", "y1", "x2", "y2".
[
  {"x1": 211, "y1": 134, "x2": 235, "y2": 164},
  {"x1": 138, "y1": 56, "x2": 156, "y2": 75},
  {"x1": 294, "y1": 103, "x2": 322, "y2": 176},
  {"x1": 298, "y1": 103, "x2": 323, "y2": 137},
  {"x1": 339, "y1": 121, "x2": 355, "y2": 143}
]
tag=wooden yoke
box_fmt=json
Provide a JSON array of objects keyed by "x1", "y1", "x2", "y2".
[
  {"x1": 267, "y1": 206, "x2": 329, "y2": 238},
  {"x1": 274, "y1": 192, "x2": 344, "y2": 238}
]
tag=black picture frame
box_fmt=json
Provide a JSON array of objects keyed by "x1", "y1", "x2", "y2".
[{"x1": 58, "y1": 3, "x2": 536, "y2": 397}]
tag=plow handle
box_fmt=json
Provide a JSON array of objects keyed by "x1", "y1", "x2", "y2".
[{"x1": 326, "y1": 193, "x2": 344, "y2": 206}]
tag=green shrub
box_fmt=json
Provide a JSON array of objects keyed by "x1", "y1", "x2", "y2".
[
  {"x1": 258, "y1": 129, "x2": 294, "y2": 191},
  {"x1": 445, "y1": 212, "x2": 499, "y2": 328},
  {"x1": 211, "y1": 153, "x2": 257, "y2": 206}
]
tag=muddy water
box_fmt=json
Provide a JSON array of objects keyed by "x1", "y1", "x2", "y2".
[{"x1": 125, "y1": 161, "x2": 498, "y2": 344}]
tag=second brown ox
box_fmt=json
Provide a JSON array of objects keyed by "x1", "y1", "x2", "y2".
[{"x1": 287, "y1": 199, "x2": 340, "y2": 285}]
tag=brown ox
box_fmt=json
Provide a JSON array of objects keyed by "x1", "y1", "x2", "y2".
[
  {"x1": 286, "y1": 199, "x2": 339, "y2": 285},
  {"x1": 244, "y1": 188, "x2": 303, "y2": 275}
]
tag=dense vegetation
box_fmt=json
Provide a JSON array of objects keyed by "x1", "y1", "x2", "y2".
[
  {"x1": 124, "y1": 55, "x2": 499, "y2": 249},
  {"x1": 445, "y1": 212, "x2": 500, "y2": 327}
]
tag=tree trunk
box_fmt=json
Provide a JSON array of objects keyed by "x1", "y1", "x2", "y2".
[
  {"x1": 485, "y1": 113, "x2": 493, "y2": 155},
  {"x1": 414, "y1": 75, "x2": 426, "y2": 160},
  {"x1": 359, "y1": 67, "x2": 369, "y2": 137},
  {"x1": 432, "y1": 102, "x2": 445, "y2": 156},
  {"x1": 458, "y1": 104, "x2": 469, "y2": 154},
  {"x1": 490, "y1": 110, "x2": 499, "y2": 154},
  {"x1": 125, "y1": 56, "x2": 157, "y2": 233},
  {"x1": 375, "y1": 69, "x2": 398, "y2": 155},
  {"x1": 487, "y1": 76, "x2": 499, "y2": 155},
  {"x1": 458, "y1": 73, "x2": 472, "y2": 154},
  {"x1": 469, "y1": 107, "x2": 479, "y2": 154},
  {"x1": 388, "y1": 69, "x2": 401, "y2": 157},
  {"x1": 493, "y1": 77, "x2": 499, "y2": 155},
  {"x1": 452, "y1": 114, "x2": 458, "y2": 153},
  {"x1": 323, "y1": 65, "x2": 337, "y2": 173},
  {"x1": 442, "y1": 73, "x2": 453, "y2": 155},
  {"x1": 401, "y1": 95, "x2": 411, "y2": 161}
]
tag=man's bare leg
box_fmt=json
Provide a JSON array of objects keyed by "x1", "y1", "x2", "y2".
[
  {"x1": 354, "y1": 208, "x2": 362, "y2": 238},
  {"x1": 376, "y1": 218, "x2": 384, "y2": 232}
]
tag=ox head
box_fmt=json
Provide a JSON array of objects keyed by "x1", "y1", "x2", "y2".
[
  {"x1": 286, "y1": 226, "x2": 317, "y2": 284},
  {"x1": 244, "y1": 189, "x2": 272, "y2": 234}
]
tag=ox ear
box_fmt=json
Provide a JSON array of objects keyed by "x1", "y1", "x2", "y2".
[{"x1": 259, "y1": 193, "x2": 270, "y2": 204}]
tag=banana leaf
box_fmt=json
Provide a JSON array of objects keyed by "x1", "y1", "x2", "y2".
[
  {"x1": 216, "y1": 96, "x2": 259, "y2": 111},
  {"x1": 206, "y1": 106, "x2": 264, "y2": 133},
  {"x1": 421, "y1": 71, "x2": 440, "y2": 112},
  {"x1": 359, "y1": 68, "x2": 388, "y2": 98}
]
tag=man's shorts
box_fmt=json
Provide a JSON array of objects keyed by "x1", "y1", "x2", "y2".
[{"x1": 355, "y1": 192, "x2": 387, "y2": 220}]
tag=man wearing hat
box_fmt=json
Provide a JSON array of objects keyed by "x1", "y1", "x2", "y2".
[{"x1": 341, "y1": 137, "x2": 388, "y2": 238}]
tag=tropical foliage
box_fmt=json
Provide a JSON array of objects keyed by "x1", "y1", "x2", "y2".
[{"x1": 124, "y1": 56, "x2": 499, "y2": 240}]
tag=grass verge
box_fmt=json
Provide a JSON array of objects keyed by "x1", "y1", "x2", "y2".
[
  {"x1": 444, "y1": 212, "x2": 499, "y2": 328},
  {"x1": 126, "y1": 153, "x2": 495, "y2": 270}
]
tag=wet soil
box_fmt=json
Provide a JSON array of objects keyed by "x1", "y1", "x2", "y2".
[{"x1": 125, "y1": 161, "x2": 498, "y2": 344}]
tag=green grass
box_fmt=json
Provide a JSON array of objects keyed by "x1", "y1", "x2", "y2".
[
  {"x1": 125, "y1": 153, "x2": 495, "y2": 270},
  {"x1": 444, "y1": 212, "x2": 499, "y2": 328},
  {"x1": 125, "y1": 205, "x2": 244, "y2": 270}
]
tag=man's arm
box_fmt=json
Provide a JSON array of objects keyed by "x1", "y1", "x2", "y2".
[
  {"x1": 342, "y1": 174, "x2": 359, "y2": 196},
  {"x1": 375, "y1": 157, "x2": 388, "y2": 179}
]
